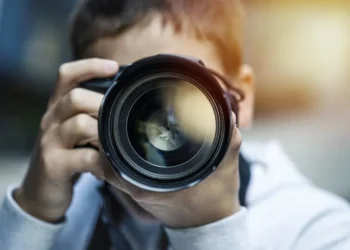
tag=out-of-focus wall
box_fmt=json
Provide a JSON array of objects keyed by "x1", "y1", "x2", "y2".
[
  {"x1": 0, "y1": 0, "x2": 76, "y2": 196},
  {"x1": 245, "y1": 0, "x2": 350, "y2": 199},
  {"x1": 247, "y1": 0, "x2": 349, "y2": 116}
]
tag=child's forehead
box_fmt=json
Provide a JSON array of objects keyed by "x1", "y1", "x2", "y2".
[{"x1": 87, "y1": 17, "x2": 223, "y2": 72}]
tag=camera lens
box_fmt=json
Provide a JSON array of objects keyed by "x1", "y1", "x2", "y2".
[
  {"x1": 113, "y1": 74, "x2": 217, "y2": 180},
  {"x1": 98, "y1": 55, "x2": 233, "y2": 192}
]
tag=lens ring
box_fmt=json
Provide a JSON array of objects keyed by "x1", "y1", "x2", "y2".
[
  {"x1": 98, "y1": 54, "x2": 233, "y2": 192},
  {"x1": 112, "y1": 73, "x2": 219, "y2": 180}
]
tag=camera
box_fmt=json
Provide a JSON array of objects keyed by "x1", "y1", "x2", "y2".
[{"x1": 82, "y1": 54, "x2": 237, "y2": 192}]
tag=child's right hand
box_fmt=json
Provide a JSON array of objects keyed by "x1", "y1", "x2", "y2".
[{"x1": 14, "y1": 58, "x2": 119, "y2": 222}]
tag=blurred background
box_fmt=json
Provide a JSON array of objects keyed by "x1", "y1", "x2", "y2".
[{"x1": 0, "y1": 0, "x2": 349, "y2": 199}]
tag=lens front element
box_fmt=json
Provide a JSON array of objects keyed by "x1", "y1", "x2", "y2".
[{"x1": 113, "y1": 75, "x2": 217, "y2": 180}]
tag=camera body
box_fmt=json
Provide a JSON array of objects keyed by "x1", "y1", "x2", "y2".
[{"x1": 82, "y1": 54, "x2": 234, "y2": 192}]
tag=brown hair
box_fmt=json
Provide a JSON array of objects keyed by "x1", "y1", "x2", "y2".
[{"x1": 70, "y1": 0, "x2": 244, "y2": 76}]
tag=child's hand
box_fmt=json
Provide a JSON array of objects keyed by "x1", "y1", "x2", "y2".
[
  {"x1": 103, "y1": 116, "x2": 242, "y2": 228},
  {"x1": 15, "y1": 58, "x2": 119, "y2": 222}
]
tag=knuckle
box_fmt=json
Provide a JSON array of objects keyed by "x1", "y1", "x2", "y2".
[
  {"x1": 231, "y1": 128, "x2": 242, "y2": 150},
  {"x1": 84, "y1": 150, "x2": 98, "y2": 165},
  {"x1": 74, "y1": 114, "x2": 91, "y2": 135},
  {"x1": 40, "y1": 132, "x2": 53, "y2": 149},
  {"x1": 67, "y1": 88, "x2": 83, "y2": 109},
  {"x1": 40, "y1": 113, "x2": 50, "y2": 131},
  {"x1": 58, "y1": 63, "x2": 69, "y2": 79},
  {"x1": 40, "y1": 110, "x2": 56, "y2": 132}
]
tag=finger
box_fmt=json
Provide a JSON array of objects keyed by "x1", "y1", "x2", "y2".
[
  {"x1": 41, "y1": 88, "x2": 102, "y2": 131},
  {"x1": 62, "y1": 148, "x2": 105, "y2": 181},
  {"x1": 228, "y1": 112, "x2": 241, "y2": 152},
  {"x1": 57, "y1": 114, "x2": 98, "y2": 148},
  {"x1": 230, "y1": 123, "x2": 242, "y2": 151},
  {"x1": 50, "y1": 88, "x2": 103, "y2": 123},
  {"x1": 53, "y1": 58, "x2": 119, "y2": 101},
  {"x1": 217, "y1": 124, "x2": 241, "y2": 172}
]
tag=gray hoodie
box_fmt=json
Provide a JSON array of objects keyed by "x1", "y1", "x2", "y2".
[{"x1": 1, "y1": 141, "x2": 350, "y2": 250}]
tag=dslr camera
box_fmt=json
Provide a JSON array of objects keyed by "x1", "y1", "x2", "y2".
[{"x1": 82, "y1": 54, "x2": 241, "y2": 192}]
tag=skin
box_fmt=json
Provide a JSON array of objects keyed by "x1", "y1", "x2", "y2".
[{"x1": 15, "y1": 15, "x2": 255, "y2": 228}]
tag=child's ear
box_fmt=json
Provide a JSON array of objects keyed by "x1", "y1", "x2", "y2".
[{"x1": 236, "y1": 64, "x2": 255, "y2": 129}]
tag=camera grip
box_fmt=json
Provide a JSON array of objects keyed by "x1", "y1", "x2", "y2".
[
  {"x1": 80, "y1": 65, "x2": 128, "y2": 94},
  {"x1": 80, "y1": 78, "x2": 115, "y2": 94}
]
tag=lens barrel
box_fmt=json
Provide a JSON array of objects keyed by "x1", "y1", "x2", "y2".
[{"x1": 84, "y1": 55, "x2": 234, "y2": 192}]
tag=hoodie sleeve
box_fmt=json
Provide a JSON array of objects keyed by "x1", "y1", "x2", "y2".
[
  {"x1": 0, "y1": 185, "x2": 65, "y2": 250},
  {"x1": 165, "y1": 208, "x2": 248, "y2": 250}
]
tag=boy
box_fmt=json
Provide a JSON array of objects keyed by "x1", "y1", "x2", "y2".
[{"x1": 1, "y1": 0, "x2": 350, "y2": 249}]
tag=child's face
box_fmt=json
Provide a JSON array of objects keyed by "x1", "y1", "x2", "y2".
[
  {"x1": 86, "y1": 15, "x2": 255, "y2": 220},
  {"x1": 88, "y1": 14, "x2": 256, "y2": 128}
]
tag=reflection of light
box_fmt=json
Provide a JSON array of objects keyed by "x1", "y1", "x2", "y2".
[
  {"x1": 246, "y1": 1, "x2": 350, "y2": 199},
  {"x1": 141, "y1": 141, "x2": 166, "y2": 166}
]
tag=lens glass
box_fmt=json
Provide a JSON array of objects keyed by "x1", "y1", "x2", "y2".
[{"x1": 113, "y1": 75, "x2": 218, "y2": 178}]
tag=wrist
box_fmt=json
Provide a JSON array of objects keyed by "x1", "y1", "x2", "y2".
[{"x1": 14, "y1": 188, "x2": 66, "y2": 223}]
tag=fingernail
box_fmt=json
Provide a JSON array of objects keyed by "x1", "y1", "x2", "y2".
[{"x1": 104, "y1": 61, "x2": 118, "y2": 73}]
